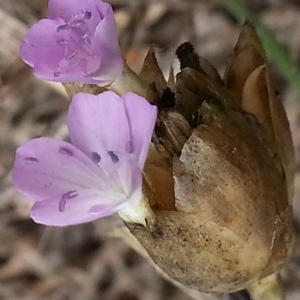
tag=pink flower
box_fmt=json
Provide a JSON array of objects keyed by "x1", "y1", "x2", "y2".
[
  {"x1": 12, "y1": 92, "x2": 157, "y2": 226},
  {"x1": 20, "y1": 0, "x2": 123, "y2": 84}
]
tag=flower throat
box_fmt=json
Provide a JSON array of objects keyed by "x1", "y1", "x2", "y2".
[{"x1": 54, "y1": 11, "x2": 95, "y2": 77}]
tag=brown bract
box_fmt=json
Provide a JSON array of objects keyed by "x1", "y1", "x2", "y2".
[{"x1": 125, "y1": 22, "x2": 295, "y2": 294}]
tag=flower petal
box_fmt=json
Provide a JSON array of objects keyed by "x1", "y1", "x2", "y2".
[
  {"x1": 92, "y1": 5, "x2": 120, "y2": 53},
  {"x1": 30, "y1": 178, "x2": 143, "y2": 226},
  {"x1": 30, "y1": 193, "x2": 119, "y2": 226},
  {"x1": 13, "y1": 137, "x2": 144, "y2": 226},
  {"x1": 122, "y1": 92, "x2": 157, "y2": 168},
  {"x1": 20, "y1": 19, "x2": 100, "y2": 83},
  {"x1": 89, "y1": 5, "x2": 123, "y2": 82},
  {"x1": 67, "y1": 92, "x2": 131, "y2": 164},
  {"x1": 20, "y1": 19, "x2": 65, "y2": 75},
  {"x1": 12, "y1": 137, "x2": 104, "y2": 202},
  {"x1": 87, "y1": 48, "x2": 123, "y2": 84}
]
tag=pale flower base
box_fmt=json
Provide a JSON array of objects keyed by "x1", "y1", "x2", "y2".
[{"x1": 118, "y1": 196, "x2": 155, "y2": 226}]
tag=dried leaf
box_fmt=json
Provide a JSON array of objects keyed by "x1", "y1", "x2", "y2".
[
  {"x1": 199, "y1": 57, "x2": 223, "y2": 86},
  {"x1": 168, "y1": 64, "x2": 175, "y2": 91},
  {"x1": 143, "y1": 144, "x2": 176, "y2": 211},
  {"x1": 175, "y1": 68, "x2": 232, "y2": 126},
  {"x1": 226, "y1": 22, "x2": 294, "y2": 202},
  {"x1": 224, "y1": 22, "x2": 265, "y2": 107},
  {"x1": 124, "y1": 21, "x2": 295, "y2": 298},
  {"x1": 128, "y1": 106, "x2": 294, "y2": 293},
  {"x1": 241, "y1": 65, "x2": 275, "y2": 144},
  {"x1": 140, "y1": 45, "x2": 167, "y2": 95},
  {"x1": 267, "y1": 73, "x2": 295, "y2": 203}
]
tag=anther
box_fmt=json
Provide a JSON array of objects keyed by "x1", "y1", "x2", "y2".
[
  {"x1": 56, "y1": 39, "x2": 68, "y2": 45},
  {"x1": 84, "y1": 11, "x2": 92, "y2": 20}
]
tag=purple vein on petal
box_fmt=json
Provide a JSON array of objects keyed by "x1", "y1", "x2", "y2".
[
  {"x1": 126, "y1": 141, "x2": 134, "y2": 154},
  {"x1": 59, "y1": 147, "x2": 74, "y2": 156},
  {"x1": 25, "y1": 157, "x2": 39, "y2": 163},
  {"x1": 123, "y1": 98, "x2": 134, "y2": 154},
  {"x1": 107, "y1": 151, "x2": 119, "y2": 163},
  {"x1": 59, "y1": 190, "x2": 78, "y2": 212},
  {"x1": 91, "y1": 152, "x2": 101, "y2": 163}
]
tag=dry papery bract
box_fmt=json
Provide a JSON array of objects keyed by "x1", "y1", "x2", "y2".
[{"x1": 126, "y1": 22, "x2": 294, "y2": 297}]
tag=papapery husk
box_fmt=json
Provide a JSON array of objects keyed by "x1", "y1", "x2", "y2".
[{"x1": 124, "y1": 22, "x2": 295, "y2": 294}]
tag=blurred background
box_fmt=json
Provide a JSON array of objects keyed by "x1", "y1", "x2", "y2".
[{"x1": 1, "y1": 0, "x2": 300, "y2": 299}]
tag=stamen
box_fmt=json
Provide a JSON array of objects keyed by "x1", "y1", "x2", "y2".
[
  {"x1": 57, "y1": 24, "x2": 70, "y2": 32},
  {"x1": 59, "y1": 190, "x2": 78, "y2": 212},
  {"x1": 79, "y1": 33, "x2": 91, "y2": 44},
  {"x1": 108, "y1": 151, "x2": 119, "y2": 163},
  {"x1": 72, "y1": 10, "x2": 92, "y2": 22},
  {"x1": 55, "y1": 10, "x2": 95, "y2": 76},
  {"x1": 91, "y1": 152, "x2": 101, "y2": 163},
  {"x1": 57, "y1": 11, "x2": 91, "y2": 32},
  {"x1": 59, "y1": 147, "x2": 73, "y2": 156},
  {"x1": 70, "y1": 20, "x2": 86, "y2": 28},
  {"x1": 56, "y1": 39, "x2": 68, "y2": 45},
  {"x1": 66, "y1": 52, "x2": 76, "y2": 60},
  {"x1": 25, "y1": 157, "x2": 39, "y2": 163}
]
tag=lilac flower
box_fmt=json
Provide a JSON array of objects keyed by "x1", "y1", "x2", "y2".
[
  {"x1": 12, "y1": 91, "x2": 157, "y2": 226},
  {"x1": 20, "y1": 0, "x2": 123, "y2": 84}
]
